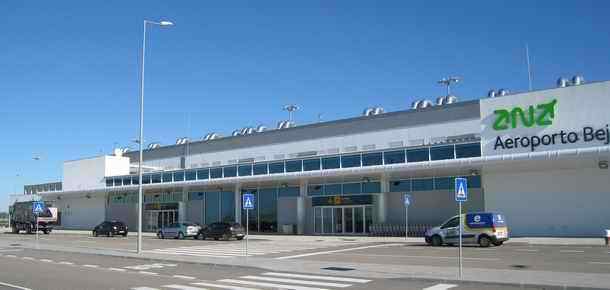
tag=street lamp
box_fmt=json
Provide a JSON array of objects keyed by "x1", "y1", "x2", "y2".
[
  {"x1": 137, "y1": 19, "x2": 174, "y2": 254},
  {"x1": 437, "y1": 76, "x2": 461, "y2": 96}
]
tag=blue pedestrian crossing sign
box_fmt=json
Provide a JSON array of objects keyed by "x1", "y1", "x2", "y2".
[
  {"x1": 242, "y1": 193, "x2": 255, "y2": 210},
  {"x1": 455, "y1": 178, "x2": 468, "y2": 202},
  {"x1": 404, "y1": 193, "x2": 412, "y2": 207},
  {"x1": 32, "y1": 201, "x2": 45, "y2": 215}
]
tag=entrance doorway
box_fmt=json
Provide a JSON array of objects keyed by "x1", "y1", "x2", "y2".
[
  {"x1": 313, "y1": 205, "x2": 373, "y2": 235},
  {"x1": 145, "y1": 210, "x2": 178, "y2": 232}
]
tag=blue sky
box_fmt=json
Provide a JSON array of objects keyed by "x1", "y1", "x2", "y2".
[{"x1": 1, "y1": 1, "x2": 609, "y2": 210}]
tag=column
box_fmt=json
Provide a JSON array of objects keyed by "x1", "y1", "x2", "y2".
[
  {"x1": 297, "y1": 179, "x2": 308, "y2": 235},
  {"x1": 378, "y1": 175, "x2": 388, "y2": 224},
  {"x1": 234, "y1": 183, "x2": 241, "y2": 224}
]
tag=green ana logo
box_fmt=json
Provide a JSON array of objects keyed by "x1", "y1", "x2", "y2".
[{"x1": 493, "y1": 99, "x2": 557, "y2": 131}]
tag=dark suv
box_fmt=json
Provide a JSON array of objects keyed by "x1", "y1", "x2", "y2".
[
  {"x1": 197, "y1": 222, "x2": 245, "y2": 241},
  {"x1": 93, "y1": 221, "x2": 128, "y2": 237}
]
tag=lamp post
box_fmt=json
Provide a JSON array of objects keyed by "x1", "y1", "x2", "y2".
[
  {"x1": 137, "y1": 19, "x2": 174, "y2": 254},
  {"x1": 437, "y1": 77, "x2": 461, "y2": 96}
]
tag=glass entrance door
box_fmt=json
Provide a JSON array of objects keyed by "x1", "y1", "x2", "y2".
[
  {"x1": 145, "y1": 210, "x2": 178, "y2": 232},
  {"x1": 313, "y1": 205, "x2": 371, "y2": 235}
]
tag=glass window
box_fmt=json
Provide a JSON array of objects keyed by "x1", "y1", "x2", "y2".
[
  {"x1": 258, "y1": 188, "x2": 277, "y2": 232},
  {"x1": 384, "y1": 150, "x2": 406, "y2": 164},
  {"x1": 210, "y1": 168, "x2": 223, "y2": 179},
  {"x1": 220, "y1": 191, "x2": 235, "y2": 223},
  {"x1": 106, "y1": 179, "x2": 113, "y2": 187},
  {"x1": 197, "y1": 169, "x2": 209, "y2": 180},
  {"x1": 303, "y1": 158, "x2": 321, "y2": 171},
  {"x1": 308, "y1": 185, "x2": 323, "y2": 196},
  {"x1": 442, "y1": 217, "x2": 460, "y2": 229},
  {"x1": 151, "y1": 174, "x2": 161, "y2": 184},
  {"x1": 223, "y1": 166, "x2": 237, "y2": 177},
  {"x1": 342, "y1": 183, "x2": 362, "y2": 194},
  {"x1": 324, "y1": 184, "x2": 342, "y2": 195},
  {"x1": 205, "y1": 192, "x2": 220, "y2": 224},
  {"x1": 132, "y1": 176, "x2": 139, "y2": 185},
  {"x1": 341, "y1": 154, "x2": 361, "y2": 168},
  {"x1": 455, "y1": 143, "x2": 481, "y2": 158},
  {"x1": 122, "y1": 177, "x2": 132, "y2": 186},
  {"x1": 434, "y1": 177, "x2": 452, "y2": 190},
  {"x1": 412, "y1": 178, "x2": 434, "y2": 191},
  {"x1": 363, "y1": 182, "x2": 381, "y2": 193},
  {"x1": 253, "y1": 163, "x2": 268, "y2": 175},
  {"x1": 185, "y1": 170, "x2": 196, "y2": 181},
  {"x1": 322, "y1": 156, "x2": 340, "y2": 169},
  {"x1": 268, "y1": 162, "x2": 285, "y2": 174},
  {"x1": 114, "y1": 178, "x2": 122, "y2": 187},
  {"x1": 467, "y1": 175, "x2": 482, "y2": 188},
  {"x1": 430, "y1": 145, "x2": 455, "y2": 161},
  {"x1": 390, "y1": 180, "x2": 411, "y2": 192},
  {"x1": 285, "y1": 160, "x2": 302, "y2": 172},
  {"x1": 162, "y1": 172, "x2": 172, "y2": 183},
  {"x1": 278, "y1": 186, "x2": 299, "y2": 197},
  {"x1": 362, "y1": 152, "x2": 383, "y2": 166},
  {"x1": 189, "y1": 192, "x2": 205, "y2": 201},
  {"x1": 173, "y1": 171, "x2": 185, "y2": 182},
  {"x1": 238, "y1": 164, "x2": 252, "y2": 176},
  {"x1": 407, "y1": 148, "x2": 430, "y2": 162}
]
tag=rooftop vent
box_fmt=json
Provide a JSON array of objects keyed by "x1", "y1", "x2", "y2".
[
  {"x1": 231, "y1": 130, "x2": 241, "y2": 137},
  {"x1": 557, "y1": 75, "x2": 585, "y2": 87},
  {"x1": 498, "y1": 89, "x2": 509, "y2": 96},
  {"x1": 147, "y1": 143, "x2": 161, "y2": 150},
  {"x1": 487, "y1": 90, "x2": 497, "y2": 98},
  {"x1": 436, "y1": 95, "x2": 458, "y2": 106},
  {"x1": 203, "y1": 133, "x2": 221, "y2": 141},
  {"x1": 255, "y1": 124, "x2": 267, "y2": 133},
  {"x1": 113, "y1": 148, "x2": 124, "y2": 156},
  {"x1": 175, "y1": 137, "x2": 189, "y2": 145},
  {"x1": 557, "y1": 77, "x2": 569, "y2": 88},
  {"x1": 277, "y1": 120, "x2": 295, "y2": 129},
  {"x1": 363, "y1": 107, "x2": 384, "y2": 116},
  {"x1": 571, "y1": 75, "x2": 584, "y2": 86},
  {"x1": 411, "y1": 99, "x2": 434, "y2": 110}
]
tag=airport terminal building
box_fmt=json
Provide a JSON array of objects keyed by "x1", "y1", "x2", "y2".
[{"x1": 15, "y1": 78, "x2": 610, "y2": 237}]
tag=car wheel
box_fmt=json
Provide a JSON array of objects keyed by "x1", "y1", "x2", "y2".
[
  {"x1": 236, "y1": 236, "x2": 244, "y2": 241},
  {"x1": 431, "y1": 235, "x2": 443, "y2": 247},
  {"x1": 213, "y1": 237, "x2": 219, "y2": 241},
  {"x1": 479, "y1": 236, "x2": 491, "y2": 248},
  {"x1": 157, "y1": 231, "x2": 164, "y2": 239},
  {"x1": 107, "y1": 231, "x2": 112, "y2": 237},
  {"x1": 93, "y1": 231, "x2": 98, "y2": 237},
  {"x1": 122, "y1": 232, "x2": 128, "y2": 237},
  {"x1": 222, "y1": 234, "x2": 231, "y2": 241},
  {"x1": 178, "y1": 232, "x2": 184, "y2": 240},
  {"x1": 43, "y1": 230, "x2": 49, "y2": 235},
  {"x1": 492, "y1": 241, "x2": 503, "y2": 246}
]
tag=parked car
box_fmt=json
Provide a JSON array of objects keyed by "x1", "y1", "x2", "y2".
[
  {"x1": 93, "y1": 221, "x2": 128, "y2": 237},
  {"x1": 197, "y1": 222, "x2": 245, "y2": 241},
  {"x1": 425, "y1": 212, "x2": 509, "y2": 247},
  {"x1": 157, "y1": 222, "x2": 201, "y2": 239}
]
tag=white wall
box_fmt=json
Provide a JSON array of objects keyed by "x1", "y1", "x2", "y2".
[
  {"x1": 63, "y1": 156, "x2": 130, "y2": 191},
  {"x1": 54, "y1": 195, "x2": 106, "y2": 229},
  {"x1": 484, "y1": 166, "x2": 610, "y2": 237}
]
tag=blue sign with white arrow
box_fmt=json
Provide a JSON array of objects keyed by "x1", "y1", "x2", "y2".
[
  {"x1": 455, "y1": 178, "x2": 468, "y2": 202},
  {"x1": 242, "y1": 193, "x2": 255, "y2": 210},
  {"x1": 32, "y1": 201, "x2": 45, "y2": 215},
  {"x1": 404, "y1": 193, "x2": 412, "y2": 207}
]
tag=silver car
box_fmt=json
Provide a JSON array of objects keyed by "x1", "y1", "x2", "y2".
[{"x1": 157, "y1": 222, "x2": 201, "y2": 239}]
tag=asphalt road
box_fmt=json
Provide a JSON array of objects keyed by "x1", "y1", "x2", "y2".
[{"x1": 0, "y1": 248, "x2": 570, "y2": 290}]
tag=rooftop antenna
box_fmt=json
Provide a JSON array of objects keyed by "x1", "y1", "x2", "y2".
[
  {"x1": 437, "y1": 76, "x2": 461, "y2": 96},
  {"x1": 526, "y1": 43, "x2": 533, "y2": 91},
  {"x1": 283, "y1": 104, "x2": 300, "y2": 122}
]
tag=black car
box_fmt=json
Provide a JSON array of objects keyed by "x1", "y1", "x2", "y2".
[
  {"x1": 93, "y1": 221, "x2": 128, "y2": 237},
  {"x1": 197, "y1": 222, "x2": 245, "y2": 241}
]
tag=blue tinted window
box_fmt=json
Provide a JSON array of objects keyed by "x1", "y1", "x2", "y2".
[
  {"x1": 362, "y1": 152, "x2": 383, "y2": 166},
  {"x1": 162, "y1": 173, "x2": 172, "y2": 183},
  {"x1": 363, "y1": 182, "x2": 381, "y2": 193},
  {"x1": 132, "y1": 176, "x2": 139, "y2": 185},
  {"x1": 455, "y1": 143, "x2": 481, "y2": 158},
  {"x1": 113, "y1": 178, "x2": 122, "y2": 186},
  {"x1": 123, "y1": 177, "x2": 132, "y2": 186},
  {"x1": 390, "y1": 180, "x2": 411, "y2": 192},
  {"x1": 106, "y1": 179, "x2": 113, "y2": 187},
  {"x1": 434, "y1": 177, "x2": 452, "y2": 190},
  {"x1": 142, "y1": 175, "x2": 151, "y2": 184},
  {"x1": 197, "y1": 169, "x2": 209, "y2": 180},
  {"x1": 189, "y1": 192, "x2": 205, "y2": 201},
  {"x1": 173, "y1": 171, "x2": 184, "y2": 182},
  {"x1": 412, "y1": 178, "x2": 434, "y2": 191},
  {"x1": 342, "y1": 183, "x2": 362, "y2": 194},
  {"x1": 285, "y1": 160, "x2": 302, "y2": 172},
  {"x1": 324, "y1": 184, "x2": 342, "y2": 195},
  {"x1": 430, "y1": 145, "x2": 455, "y2": 161},
  {"x1": 322, "y1": 156, "x2": 340, "y2": 169},
  {"x1": 303, "y1": 158, "x2": 321, "y2": 171},
  {"x1": 467, "y1": 175, "x2": 481, "y2": 188},
  {"x1": 223, "y1": 166, "x2": 237, "y2": 177},
  {"x1": 269, "y1": 162, "x2": 285, "y2": 174},
  {"x1": 221, "y1": 191, "x2": 235, "y2": 223},
  {"x1": 210, "y1": 168, "x2": 223, "y2": 179},
  {"x1": 278, "y1": 187, "x2": 299, "y2": 197},
  {"x1": 185, "y1": 170, "x2": 196, "y2": 181},
  {"x1": 238, "y1": 164, "x2": 252, "y2": 176},
  {"x1": 384, "y1": 150, "x2": 405, "y2": 164},
  {"x1": 407, "y1": 148, "x2": 430, "y2": 162},
  {"x1": 341, "y1": 154, "x2": 361, "y2": 168},
  {"x1": 205, "y1": 192, "x2": 220, "y2": 224},
  {"x1": 151, "y1": 174, "x2": 161, "y2": 184},
  {"x1": 308, "y1": 185, "x2": 323, "y2": 196},
  {"x1": 253, "y1": 163, "x2": 268, "y2": 175}
]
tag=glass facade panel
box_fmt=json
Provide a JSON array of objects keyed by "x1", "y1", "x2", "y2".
[
  {"x1": 258, "y1": 188, "x2": 277, "y2": 232},
  {"x1": 434, "y1": 177, "x2": 452, "y2": 190},
  {"x1": 253, "y1": 163, "x2": 268, "y2": 175},
  {"x1": 132, "y1": 176, "x2": 139, "y2": 185},
  {"x1": 362, "y1": 152, "x2": 383, "y2": 166},
  {"x1": 342, "y1": 183, "x2": 362, "y2": 194},
  {"x1": 189, "y1": 192, "x2": 205, "y2": 201},
  {"x1": 390, "y1": 180, "x2": 411, "y2": 192},
  {"x1": 162, "y1": 173, "x2": 172, "y2": 183},
  {"x1": 151, "y1": 174, "x2": 161, "y2": 184},
  {"x1": 113, "y1": 178, "x2": 122, "y2": 187},
  {"x1": 467, "y1": 175, "x2": 482, "y2": 188},
  {"x1": 173, "y1": 171, "x2": 184, "y2": 182},
  {"x1": 322, "y1": 156, "x2": 340, "y2": 169},
  {"x1": 324, "y1": 184, "x2": 342, "y2": 195},
  {"x1": 308, "y1": 185, "x2": 323, "y2": 196},
  {"x1": 122, "y1": 177, "x2": 132, "y2": 186},
  {"x1": 197, "y1": 169, "x2": 209, "y2": 180},
  {"x1": 238, "y1": 164, "x2": 252, "y2": 176},
  {"x1": 407, "y1": 148, "x2": 430, "y2": 162},
  {"x1": 455, "y1": 143, "x2": 481, "y2": 158},
  {"x1": 221, "y1": 191, "x2": 235, "y2": 222},
  {"x1": 363, "y1": 182, "x2": 381, "y2": 193},
  {"x1": 285, "y1": 160, "x2": 302, "y2": 172},
  {"x1": 430, "y1": 145, "x2": 455, "y2": 161},
  {"x1": 106, "y1": 179, "x2": 113, "y2": 187},
  {"x1": 412, "y1": 178, "x2": 434, "y2": 191},
  {"x1": 384, "y1": 150, "x2": 405, "y2": 164},
  {"x1": 341, "y1": 154, "x2": 361, "y2": 168},
  {"x1": 303, "y1": 158, "x2": 321, "y2": 171},
  {"x1": 210, "y1": 168, "x2": 223, "y2": 179},
  {"x1": 268, "y1": 162, "x2": 285, "y2": 174},
  {"x1": 278, "y1": 186, "x2": 299, "y2": 197},
  {"x1": 205, "y1": 192, "x2": 220, "y2": 225},
  {"x1": 185, "y1": 170, "x2": 196, "y2": 181},
  {"x1": 223, "y1": 166, "x2": 237, "y2": 177}
]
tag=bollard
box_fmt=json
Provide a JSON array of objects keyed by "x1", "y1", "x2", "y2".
[{"x1": 605, "y1": 229, "x2": 610, "y2": 246}]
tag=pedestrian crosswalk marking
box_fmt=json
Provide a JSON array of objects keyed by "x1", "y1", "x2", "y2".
[
  {"x1": 239, "y1": 275, "x2": 351, "y2": 288},
  {"x1": 191, "y1": 282, "x2": 260, "y2": 290},
  {"x1": 219, "y1": 279, "x2": 328, "y2": 290},
  {"x1": 261, "y1": 272, "x2": 371, "y2": 283},
  {"x1": 164, "y1": 285, "x2": 208, "y2": 290},
  {"x1": 422, "y1": 283, "x2": 458, "y2": 290}
]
